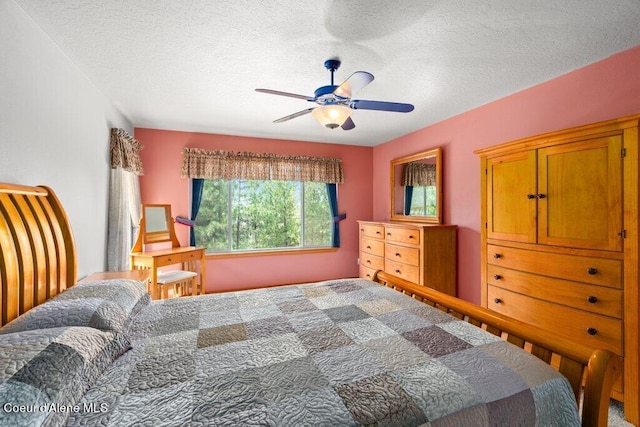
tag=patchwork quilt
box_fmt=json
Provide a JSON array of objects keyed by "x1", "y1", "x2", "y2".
[{"x1": 67, "y1": 278, "x2": 580, "y2": 426}]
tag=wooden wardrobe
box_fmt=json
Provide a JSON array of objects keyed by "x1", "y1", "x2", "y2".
[{"x1": 476, "y1": 114, "x2": 639, "y2": 425}]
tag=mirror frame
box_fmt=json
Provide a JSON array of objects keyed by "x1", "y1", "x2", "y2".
[
  {"x1": 142, "y1": 204, "x2": 173, "y2": 244},
  {"x1": 390, "y1": 147, "x2": 442, "y2": 224}
]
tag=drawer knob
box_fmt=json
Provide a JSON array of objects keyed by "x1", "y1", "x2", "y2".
[
  {"x1": 587, "y1": 327, "x2": 598, "y2": 336},
  {"x1": 537, "y1": 194, "x2": 546, "y2": 199},
  {"x1": 587, "y1": 267, "x2": 598, "y2": 275},
  {"x1": 526, "y1": 194, "x2": 536, "y2": 199},
  {"x1": 366, "y1": 260, "x2": 371, "y2": 264},
  {"x1": 494, "y1": 298, "x2": 502, "y2": 304},
  {"x1": 395, "y1": 269, "x2": 401, "y2": 274},
  {"x1": 366, "y1": 246, "x2": 371, "y2": 249},
  {"x1": 409, "y1": 235, "x2": 415, "y2": 239},
  {"x1": 376, "y1": 231, "x2": 381, "y2": 235},
  {"x1": 395, "y1": 253, "x2": 401, "y2": 257},
  {"x1": 493, "y1": 253, "x2": 501, "y2": 259},
  {"x1": 493, "y1": 274, "x2": 502, "y2": 280},
  {"x1": 587, "y1": 295, "x2": 598, "y2": 304}
]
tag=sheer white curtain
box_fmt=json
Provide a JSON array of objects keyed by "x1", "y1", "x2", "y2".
[{"x1": 107, "y1": 129, "x2": 143, "y2": 271}]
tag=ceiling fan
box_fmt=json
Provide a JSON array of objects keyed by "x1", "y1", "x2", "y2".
[{"x1": 255, "y1": 59, "x2": 414, "y2": 130}]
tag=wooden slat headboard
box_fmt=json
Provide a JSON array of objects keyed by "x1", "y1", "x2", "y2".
[{"x1": 0, "y1": 182, "x2": 77, "y2": 326}]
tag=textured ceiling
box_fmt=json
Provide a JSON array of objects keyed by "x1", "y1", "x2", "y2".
[{"x1": 13, "y1": 0, "x2": 640, "y2": 146}]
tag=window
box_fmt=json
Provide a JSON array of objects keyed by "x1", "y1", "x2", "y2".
[{"x1": 195, "y1": 179, "x2": 332, "y2": 252}]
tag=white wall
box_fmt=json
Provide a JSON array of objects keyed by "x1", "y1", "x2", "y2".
[{"x1": 0, "y1": 0, "x2": 132, "y2": 277}]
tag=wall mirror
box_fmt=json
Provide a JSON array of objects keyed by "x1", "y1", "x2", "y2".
[
  {"x1": 142, "y1": 204, "x2": 173, "y2": 244},
  {"x1": 390, "y1": 147, "x2": 442, "y2": 224}
]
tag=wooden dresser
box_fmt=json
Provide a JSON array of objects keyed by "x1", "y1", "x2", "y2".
[
  {"x1": 358, "y1": 221, "x2": 457, "y2": 296},
  {"x1": 476, "y1": 114, "x2": 639, "y2": 424}
]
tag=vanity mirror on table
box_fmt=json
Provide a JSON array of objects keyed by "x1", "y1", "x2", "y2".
[
  {"x1": 358, "y1": 147, "x2": 457, "y2": 295},
  {"x1": 130, "y1": 204, "x2": 206, "y2": 299}
]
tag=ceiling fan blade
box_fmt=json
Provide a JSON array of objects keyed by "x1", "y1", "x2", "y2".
[
  {"x1": 334, "y1": 71, "x2": 374, "y2": 98},
  {"x1": 341, "y1": 116, "x2": 355, "y2": 130},
  {"x1": 350, "y1": 99, "x2": 414, "y2": 113},
  {"x1": 255, "y1": 88, "x2": 314, "y2": 101},
  {"x1": 273, "y1": 108, "x2": 315, "y2": 123}
]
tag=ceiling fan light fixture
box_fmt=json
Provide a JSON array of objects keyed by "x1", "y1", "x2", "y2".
[{"x1": 312, "y1": 105, "x2": 352, "y2": 129}]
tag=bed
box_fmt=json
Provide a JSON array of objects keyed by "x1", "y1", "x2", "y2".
[{"x1": 0, "y1": 182, "x2": 620, "y2": 426}]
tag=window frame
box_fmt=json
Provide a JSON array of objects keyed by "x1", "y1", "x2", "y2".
[{"x1": 194, "y1": 178, "x2": 334, "y2": 254}]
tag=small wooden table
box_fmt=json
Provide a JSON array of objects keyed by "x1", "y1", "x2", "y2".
[
  {"x1": 130, "y1": 246, "x2": 206, "y2": 300},
  {"x1": 78, "y1": 270, "x2": 151, "y2": 284}
]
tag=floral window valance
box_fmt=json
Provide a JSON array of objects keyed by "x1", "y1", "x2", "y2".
[
  {"x1": 110, "y1": 128, "x2": 144, "y2": 175},
  {"x1": 181, "y1": 148, "x2": 344, "y2": 184},
  {"x1": 402, "y1": 162, "x2": 436, "y2": 186}
]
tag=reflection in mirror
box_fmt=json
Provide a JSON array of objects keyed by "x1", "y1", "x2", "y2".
[
  {"x1": 145, "y1": 206, "x2": 169, "y2": 233},
  {"x1": 142, "y1": 204, "x2": 172, "y2": 244},
  {"x1": 402, "y1": 160, "x2": 437, "y2": 216},
  {"x1": 390, "y1": 147, "x2": 442, "y2": 224}
]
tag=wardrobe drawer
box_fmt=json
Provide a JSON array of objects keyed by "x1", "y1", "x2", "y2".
[
  {"x1": 385, "y1": 226, "x2": 420, "y2": 245},
  {"x1": 360, "y1": 223, "x2": 385, "y2": 239},
  {"x1": 360, "y1": 253, "x2": 384, "y2": 272},
  {"x1": 487, "y1": 265, "x2": 623, "y2": 318},
  {"x1": 487, "y1": 285, "x2": 622, "y2": 355},
  {"x1": 385, "y1": 243, "x2": 420, "y2": 267},
  {"x1": 385, "y1": 259, "x2": 420, "y2": 284},
  {"x1": 361, "y1": 237, "x2": 385, "y2": 256},
  {"x1": 487, "y1": 245, "x2": 622, "y2": 289},
  {"x1": 359, "y1": 265, "x2": 377, "y2": 281}
]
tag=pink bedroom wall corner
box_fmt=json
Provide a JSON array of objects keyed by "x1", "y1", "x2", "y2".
[
  {"x1": 134, "y1": 128, "x2": 374, "y2": 293},
  {"x1": 373, "y1": 45, "x2": 640, "y2": 304}
]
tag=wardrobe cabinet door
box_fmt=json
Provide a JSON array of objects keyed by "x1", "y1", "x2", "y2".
[
  {"x1": 486, "y1": 151, "x2": 537, "y2": 243},
  {"x1": 538, "y1": 135, "x2": 623, "y2": 251}
]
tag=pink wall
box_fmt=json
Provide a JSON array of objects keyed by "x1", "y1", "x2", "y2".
[
  {"x1": 134, "y1": 129, "x2": 373, "y2": 292},
  {"x1": 373, "y1": 45, "x2": 640, "y2": 303}
]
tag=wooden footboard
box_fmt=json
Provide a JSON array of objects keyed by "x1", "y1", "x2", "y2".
[{"x1": 373, "y1": 270, "x2": 620, "y2": 427}]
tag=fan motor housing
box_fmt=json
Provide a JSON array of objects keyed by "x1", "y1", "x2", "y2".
[{"x1": 314, "y1": 85, "x2": 346, "y2": 105}]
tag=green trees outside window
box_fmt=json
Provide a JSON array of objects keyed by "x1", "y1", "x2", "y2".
[
  {"x1": 195, "y1": 179, "x2": 332, "y2": 252},
  {"x1": 409, "y1": 185, "x2": 437, "y2": 216}
]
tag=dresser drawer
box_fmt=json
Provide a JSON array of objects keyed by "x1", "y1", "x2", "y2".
[
  {"x1": 181, "y1": 251, "x2": 201, "y2": 263},
  {"x1": 360, "y1": 223, "x2": 385, "y2": 239},
  {"x1": 360, "y1": 253, "x2": 384, "y2": 271},
  {"x1": 487, "y1": 244, "x2": 622, "y2": 289},
  {"x1": 361, "y1": 237, "x2": 385, "y2": 256},
  {"x1": 487, "y1": 285, "x2": 622, "y2": 354},
  {"x1": 385, "y1": 226, "x2": 420, "y2": 245},
  {"x1": 156, "y1": 253, "x2": 182, "y2": 266},
  {"x1": 359, "y1": 265, "x2": 377, "y2": 281},
  {"x1": 385, "y1": 243, "x2": 419, "y2": 266},
  {"x1": 385, "y1": 259, "x2": 420, "y2": 283},
  {"x1": 487, "y1": 265, "x2": 623, "y2": 318}
]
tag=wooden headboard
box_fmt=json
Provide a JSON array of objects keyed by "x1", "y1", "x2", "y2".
[{"x1": 0, "y1": 182, "x2": 77, "y2": 326}]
